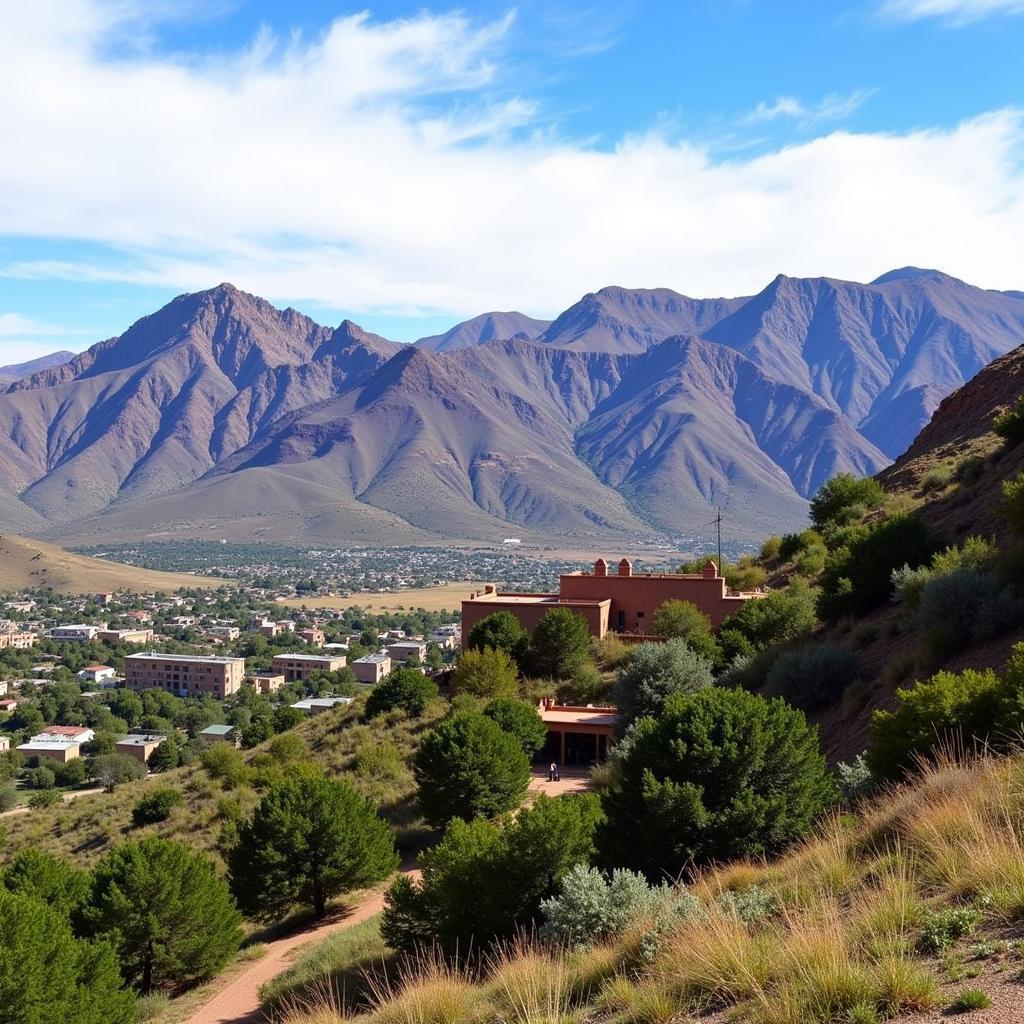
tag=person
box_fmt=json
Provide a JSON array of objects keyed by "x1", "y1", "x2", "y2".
[{"x1": 548, "y1": 761, "x2": 560, "y2": 782}]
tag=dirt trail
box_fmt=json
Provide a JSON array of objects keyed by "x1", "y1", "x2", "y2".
[{"x1": 0, "y1": 786, "x2": 105, "y2": 818}]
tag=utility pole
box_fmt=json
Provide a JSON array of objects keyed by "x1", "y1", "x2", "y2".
[{"x1": 715, "y1": 508, "x2": 723, "y2": 572}]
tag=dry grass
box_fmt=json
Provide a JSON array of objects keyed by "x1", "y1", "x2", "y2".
[{"x1": 278, "y1": 583, "x2": 474, "y2": 614}]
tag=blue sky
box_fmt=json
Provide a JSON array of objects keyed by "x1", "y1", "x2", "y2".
[{"x1": 1, "y1": 0, "x2": 1023, "y2": 362}]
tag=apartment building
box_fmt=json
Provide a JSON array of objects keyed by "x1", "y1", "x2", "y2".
[
  {"x1": 387, "y1": 640, "x2": 427, "y2": 664},
  {"x1": 271, "y1": 652, "x2": 347, "y2": 683},
  {"x1": 353, "y1": 653, "x2": 391, "y2": 684},
  {"x1": 0, "y1": 621, "x2": 36, "y2": 650},
  {"x1": 48, "y1": 624, "x2": 101, "y2": 642},
  {"x1": 123, "y1": 652, "x2": 246, "y2": 698}
]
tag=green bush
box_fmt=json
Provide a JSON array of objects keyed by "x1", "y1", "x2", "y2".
[
  {"x1": 24, "y1": 765, "x2": 55, "y2": 790},
  {"x1": 131, "y1": 788, "x2": 184, "y2": 827},
  {"x1": 28, "y1": 789, "x2": 60, "y2": 809},
  {"x1": 721, "y1": 579, "x2": 817, "y2": 650},
  {"x1": 89, "y1": 752, "x2": 147, "y2": 793},
  {"x1": 779, "y1": 529, "x2": 826, "y2": 562},
  {"x1": 763, "y1": 643, "x2": 864, "y2": 712},
  {"x1": 917, "y1": 906, "x2": 981, "y2": 954},
  {"x1": 364, "y1": 668, "x2": 439, "y2": 718},
  {"x1": 1002, "y1": 472, "x2": 1024, "y2": 536},
  {"x1": 809, "y1": 473, "x2": 885, "y2": 531},
  {"x1": 449, "y1": 647, "x2": 518, "y2": 699},
  {"x1": 598, "y1": 688, "x2": 836, "y2": 877},
  {"x1": 993, "y1": 395, "x2": 1024, "y2": 447},
  {"x1": 0, "y1": 784, "x2": 18, "y2": 812},
  {"x1": 414, "y1": 711, "x2": 530, "y2": 827},
  {"x1": 650, "y1": 599, "x2": 711, "y2": 640},
  {"x1": 466, "y1": 611, "x2": 529, "y2": 667},
  {"x1": 199, "y1": 743, "x2": 250, "y2": 789},
  {"x1": 949, "y1": 989, "x2": 993, "y2": 1012},
  {"x1": 52, "y1": 757, "x2": 87, "y2": 786},
  {"x1": 483, "y1": 697, "x2": 547, "y2": 757},
  {"x1": 528, "y1": 607, "x2": 591, "y2": 680},
  {"x1": 2, "y1": 849, "x2": 91, "y2": 919},
  {"x1": 920, "y1": 464, "x2": 954, "y2": 491},
  {"x1": 612, "y1": 639, "x2": 713, "y2": 731},
  {"x1": 382, "y1": 792, "x2": 602, "y2": 953}
]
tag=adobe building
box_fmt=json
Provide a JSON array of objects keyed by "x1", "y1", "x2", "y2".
[
  {"x1": 537, "y1": 700, "x2": 618, "y2": 766},
  {"x1": 271, "y1": 653, "x2": 347, "y2": 683},
  {"x1": 97, "y1": 627, "x2": 154, "y2": 645},
  {"x1": 123, "y1": 652, "x2": 246, "y2": 699},
  {"x1": 247, "y1": 672, "x2": 286, "y2": 694},
  {"x1": 461, "y1": 557, "x2": 760, "y2": 644}
]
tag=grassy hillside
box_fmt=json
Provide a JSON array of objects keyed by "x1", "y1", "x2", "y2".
[
  {"x1": 276, "y1": 753, "x2": 1024, "y2": 1024},
  {"x1": 0, "y1": 533, "x2": 218, "y2": 593}
]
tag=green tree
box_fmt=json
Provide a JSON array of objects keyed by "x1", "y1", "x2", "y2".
[
  {"x1": 483, "y1": 697, "x2": 548, "y2": 757},
  {"x1": 0, "y1": 890, "x2": 135, "y2": 1024},
  {"x1": 414, "y1": 712, "x2": 530, "y2": 827},
  {"x1": 612, "y1": 639, "x2": 713, "y2": 731},
  {"x1": 272, "y1": 705, "x2": 307, "y2": 733},
  {"x1": 364, "y1": 669, "x2": 439, "y2": 718},
  {"x1": 721, "y1": 580, "x2": 817, "y2": 650},
  {"x1": 467, "y1": 611, "x2": 529, "y2": 666},
  {"x1": 528, "y1": 607, "x2": 591, "y2": 680},
  {"x1": 450, "y1": 646, "x2": 519, "y2": 699},
  {"x1": 382, "y1": 793, "x2": 601, "y2": 952},
  {"x1": 229, "y1": 768, "x2": 398, "y2": 919},
  {"x1": 199, "y1": 742, "x2": 250, "y2": 789},
  {"x1": 598, "y1": 688, "x2": 836, "y2": 878},
  {"x1": 84, "y1": 837, "x2": 242, "y2": 993},
  {"x1": 809, "y1": 472, "x2": 885, "y2": 531},
  {"x1": 650, "y1": 600, "x2": 712, "y2": 641},
  {"x1": 131, "y1": 788, "x2": 184, "y2": 827},
  {"x1": 2, "y1": 849, "x2": 91, "y2": 920},
  {"x1": 147, "y1": 737, "x2": 181, "y2": 772},
  {"x1": 88, "y1": 753, "x2": 146, "y2": 793}
]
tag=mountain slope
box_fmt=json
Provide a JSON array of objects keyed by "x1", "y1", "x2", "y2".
[
  {"x1": 414, "y1": 312, "x2": 549, "y2": 352},
  {"x1": 0, "y1": 350, "x2": 75, "y2": 384}
]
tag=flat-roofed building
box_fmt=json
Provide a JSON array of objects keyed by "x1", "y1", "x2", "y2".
[
  {"x1": 537, "y1": 699, "x2": 618, "y2": 766},
  {"x1": 48, "y1": 624, "x2": 101, "y2": 643},
  {"x1": 17, "y1": 725, "x2": 95, "y2": 763},
  {"x1": 353, "y1": 653, "x2": 391, "y2": 684},
  {"x1": 247, "y1": 672, "x2": 286, "y2": 694},
  {"x1": 77, "y1": 664, "x2": 116, "y2": 684},
  {"x1": 271, "y1": 653, "x2": 347, "y2": 683},
  {"x1": 388, "y1": 640, "x2": 427, "y2": 664},
  {"x1": 290, "y1": 696, "x2": 355, "y2": 715},
  {"x1": 298, "y1": 627, "x2": 325, "y2": 646},
  {"x1": 123, "y1": 652, "x2": 246, "y2": 699},
  {"x1": 116, "y1": 733, "x2": 167, "y2": 764},
  {"x1": 97, "y1": 628, "x2": 154, "y2": 645},
  {"x1": 199, "y1": 724, "x2": 239, "y2": 746}
]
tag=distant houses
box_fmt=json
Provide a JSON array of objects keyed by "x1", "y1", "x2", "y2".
[{"x1": 17, "y1": 726, "x2": 95, "y2": 763}]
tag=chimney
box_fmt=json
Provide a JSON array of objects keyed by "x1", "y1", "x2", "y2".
[
  {"x1": 593, "y1": 558, "x2": 608, "y2": 577},
  {"x1": 703, "y1": 560, "x2": 718, "y2": 579},
  {"x1": 618, "y1": 558, "x2": 633, "y2": 577},
  {"x1": 484, "y1": 584, "x2": 496, "y2": 594}
]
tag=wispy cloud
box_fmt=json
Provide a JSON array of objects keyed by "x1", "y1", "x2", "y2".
[
  {"x1": 881, "y1": 0, "x2": 1024, "y2": 23},
  {"x1": 0, "y1": 2, "x2": 1022, "y2": 322},
  {"x1": 744, "y1": 89, "x2": 878, "y2": 126}
]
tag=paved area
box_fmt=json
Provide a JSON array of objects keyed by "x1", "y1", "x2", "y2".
[{"x1": 528, "y1": 766, "x2": 591, "y2": 797}]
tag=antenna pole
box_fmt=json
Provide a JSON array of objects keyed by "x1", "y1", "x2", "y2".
[{"x1": 716, "y1": 509, "x2": 722, "y2": 572}]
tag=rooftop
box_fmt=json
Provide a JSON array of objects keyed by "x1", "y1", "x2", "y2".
[
  {"x1": 127, "y1": 652, "x2": 245, "y2": 665},
  {"x1": 290, "y1": 696, "x2": 355, "y2": 710},
  {"x1": 38, "y1": 725, "x2": 91, "y2": 737},
  {"x1": 539, "y1": 704, "x2": 619, "y2": 728},
  {"x1": 199, "y1": 724, "x2": 236, "y2": 735},
  {"x1": 271, "y1": 652, "x2": 344, "y2": 661},
  {"x1": 354, "y1": 653, "x2": 391, "y2": 663},
  {"x1": 118, "y1": 733, "x2": 168, "y2": 746}
]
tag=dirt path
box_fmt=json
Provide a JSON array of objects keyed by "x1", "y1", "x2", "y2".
[
  {"x1": 0, "y1": 785, "x2": 105, "y2": 818},
  {"x1": 185, "y1": 871, "x2": 420, "y2": 1024}
]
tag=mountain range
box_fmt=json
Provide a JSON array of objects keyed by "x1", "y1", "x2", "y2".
[
  {"x1": 0, "y1": 350, "x2": 75, "y2": 384},
  {"x1": 0, "y1": 268, "x2": 1022, "y2": 546}
]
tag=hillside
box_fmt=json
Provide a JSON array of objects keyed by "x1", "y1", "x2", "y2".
[
  {"x1": 0, "y1": 272, "x2": 1021, "y2": 545},
  {"x1": 0, "y1": 350, "x2": 75, "y2": 384},
  {"x1": 0, "y1": 533, "x2": 219, "y2": 593}
]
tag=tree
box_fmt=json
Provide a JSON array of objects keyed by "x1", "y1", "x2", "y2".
[
  {"x1": 467, "y1": 611, "x2": 529, "y2": 666},
  {"x1": 2, "y1": 849, "x2": 91, "y2": 919},
  {"x1": 414, "y1": 712, "x2": 530, "y2": 827},
  {"x1": 88, "y1": 753, "x2": 146, "y2": 793},
  {"x1": 451, "y1": 646, "x2": 518, "y2": 699},
  {"x1": 365, "y1": 668, "x2": 439, "y2": 718},
  {"x1": 651, "y1": 600, "x2": 712, "y2": 641},
  {"x1": 721, "y1": 580, "x2": 817, "y2": 650},
  {"x1": 7, "y1": 703, "x2": 44, "y2": 736},
  {"x1": 1003, "y1": 472, "x2": 1024, "y2": 536},
  {"x1": 612, "y1": 639, "x2": 713, "y2": 731},
  {"x1": 382, "y1": 793, "x2": 602, "y2": 952},
  {"x1": 598, "y1": 688, "x2": 836, "y2": 878},
  {"x1": 199, "y1": 743, "x2": 250, "y2": 789},
  {"x1": 84, "y1": 837, "x2": 242, "y2": 993},
  {"x1": 229, "y1": 768, "x2": 398, "y2": 920},
  {"x1": 528, "y1": 608, "x2": 591, "y2": 680},
  {"x1": 483, "y1": 697, "x2": 548, "y2": 757},
  {"x1": 272, "y1": 705, "x2": 307, "y2": 733},
  {"x1": 131, "y1": 788, "x2": 184, "y2": 827},
  {"x1": 809, "y1": 472, "x2": 885, "y2": 531},
  {"x1": 0, "y1": 890, "x2": 135, "y2": 1024},
  {"x1": 147, "y1": 737, "x2": 180, "y2": 772}
]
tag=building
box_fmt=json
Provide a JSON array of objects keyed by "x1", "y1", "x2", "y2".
[
  {"x1": 271, "y1": 653, "x2": 347, "y2": 683},
  {"x1": 97, "y1": 628, "x2": 154, "y2": 645},
  {"x1": 0, "y1": 737, "x2": 9, "y2": 752},
  {"x1": 123, "y1": 653, "x2": 246, "y2": 698},
  {"x1": 387, "y1": 640, "x2": 427, "y2": 664},
  {"x1": 352, "y1": 653, "x2": 391, "y2": 684},
  {"x1": 77, "y1": 664, "x2": 116, "y2": 684},
  {"x1": 127, "y1": 610, "x2": 153, "y2": 624},
  {"x1": 298, "y1": 627, "x2": 325, "y2": 645},
  {"x1": 206, "y1": 626, "x2": 240, "y2": 641},
  {"x1": 290, "y1": 696, "x2": 355, "y2": 715},
  {"x1": 199, "y1": 724, "x2": 239, "y2": 746},
  {"x1": 462, "y1": 558, "x2": 762, "y2": 643},
  {"x1": 0, "y1": 697, "x2": 17, "y2": 712},
  {"x1": 116, "y1": 733, "x2": 167, "y2": 764},
  {"x1": 537, "y1": 700, "x2": 618, "y2": 766},
  {"x1": 247, "y1": 673, "x2": 286, "y2": 693},
  {"x1": 0, "y1": 622, "x2": 36, "y2": 650},
  {"x1": 94, "y1": 592, "x2": 114, "y2": 606},
  {"x1": 0, "y1": 681, "x2": 7, "y2": 696},
  {"x1": 17, "y1": 726, "x2": 95, "y2": 763},
  {"x1": 48, "y1": 624, "x2": 101, "y2": 643}
]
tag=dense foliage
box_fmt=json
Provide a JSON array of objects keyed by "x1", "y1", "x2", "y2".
[
  {"x1": 364, "y1": 669, "x2": 439, "y2": 718},
  {"x1": 482, "y1": 697, "x2": 548, "y2": 757},
  {"x1": 465, "y1": 611, "x2": 529, "y2": 667},
  {"x1": 612, "y1": 639, "x2": 713, "y2": 731},
  {"x1": 528, "y1": 607, "x2": 591, "y2": 680},
  {"x1": 450, "y1": 646, "x2": 518, "y2": 698}
]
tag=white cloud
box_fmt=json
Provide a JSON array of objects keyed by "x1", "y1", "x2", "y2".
[
  {"x1": 0, "y1": 1, "x2": 1023, "y2": 326},
  {"x1": 0, "y1": 313, "x2": 63, "y2": 337},
  {"x1": 744, "y1": 89, "x2": 877, "y2": 126},
  {"x1": 881, "y1": 0, "x2": 1024, "y2": 22}
]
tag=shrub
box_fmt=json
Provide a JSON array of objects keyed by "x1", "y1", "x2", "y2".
[
  {"x1": 760, "y1": 536, "x2": 782, "y2": 562},
  {"x1": 591, "y1": 633, "x2": 630, "y2": 671},
  {"x1": 414, "y1": 712, "x2": 530, "y2": 827},
  {"x1": 0, "y1": 784, "x2": 17, "y2": 812},
  {"x1": 89, "y1": 752, "x2": 147, "y2": 793},
  {"x1": 921, "y1": 464, "x2": 954, "y2": 491},
  {"x1": 131, "y1": 788, "x2": 184, "y2": 827},
  {"x1": 230, "y1": 767, "x2": 397, "y2": 920},
  {"x1": 763, "y1": 643, "x2": 865, "y2": 712},
  {"x1": 810, "y1": 473, "x2": 885, "y2": 531},
  {"x1": 1002, "y1": 472, "x2": 1024, "y2": 536},
  {"x1": 950, "y1": 988, "x2": 993, "y2": 1012},
  {"x1": 267, "y1": 732, "x2": 308, "y2": 763},
  {"x1": 836, "y1": 754, "x2": 875, "y2": 803},
  {"x1": 147, "y1": 737, "x2": 180, "y2": 772},
  {"x1": 0, "y1": 890, "x2": 135, "y2": 1023},
  {"x1": 199, "y1": 742, "x2": 250, "y2": 789},
  {"x1": 84, "y1": 837, "x2": 243, "y2": 993},
  {"x1": 528, "y1": 608, "x2": 591, "y2": 681},
  {"x1": 28, "y1": 789, "x2": 60, "y2": 809},
  {"x1": 598, "y1": 688, "x2": 836, "y2": 877},
  {"x1": 917, "y1": 906, "x2": 981, "y2": 954},
  {"x1": 539, "y1": 864, "x2": 695, "y2": 948},
  {"x1": 779, "y1": 529, "x2": 825, "y2": 561},
  {"x1": 52, "y1": 757, "x2": 87, "y2": 786},
  {"x1": 721, "y1": 579, "x2": 817, "y2": 650},
  {"x1": 483, "y1": 698, "x2": 548, "y2": 757},
  {"x1": 651, "y1": 600, "x2": 711, "y2": 641},
  {"x1": 24, "y1": 764, "x2": 55, "y2": 789},
  {"x1": 913, "y1": 568, "x2": 995, "y2": 659},
  {"x1": 993, "y1": 395, "x2": 1024, "y2": 446},
  {"x1": 382, "y1": 793, "x2": 602, "y2": 952},
  {"x1": 612, "y1": 639, "x2": 713, "y2": 731},
  {"x1": 467, "y1": 611, "x2": 530, "y2": 667},
  {"x1": 365, "y1": 669, "x2": 440, "y2": 718},
  {"x1": 450, "y1": 647, "x2": 518, "y2": 699}
]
